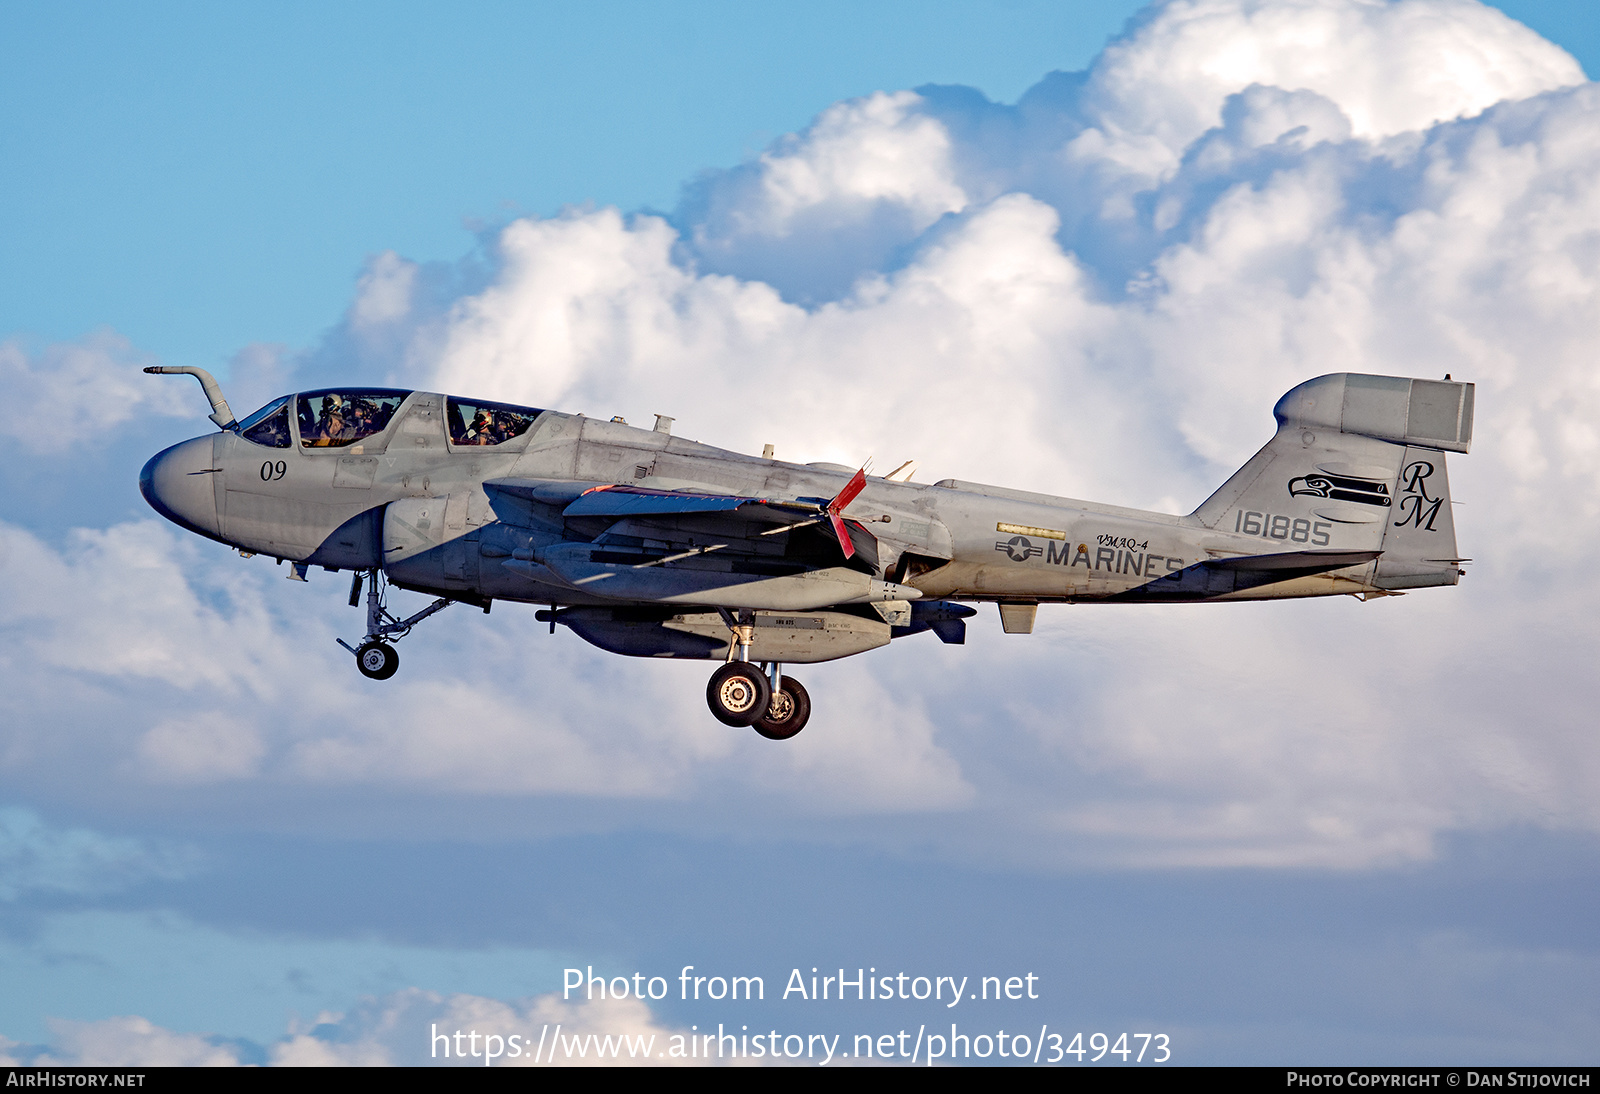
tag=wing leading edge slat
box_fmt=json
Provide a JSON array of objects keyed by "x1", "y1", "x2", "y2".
[{"x1": 563, "y1": 485, "x2": 814, "y2": 522}]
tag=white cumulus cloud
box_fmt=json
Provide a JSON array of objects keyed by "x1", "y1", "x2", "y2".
[
  {"x1": 7, "y1": 990, "x2": 707, "y2": 1067},
  {"x1": 0, "y1": 331, "x2": 190, "y2": 449}
]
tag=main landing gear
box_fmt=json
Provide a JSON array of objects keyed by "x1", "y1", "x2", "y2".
[
  {"x1": 706, "y1": 614, "x2": 812, "y2": 739},
  {"x1": 337, "y1": 570, "x2": 452, "y2": 681}
]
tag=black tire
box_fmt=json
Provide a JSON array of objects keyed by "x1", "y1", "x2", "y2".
[
  {"x1": 754, "y1": 676, "x2": 811, "y2": 740},
  {"x1": 356, "y1": 641, "x2": 399, "y2": 681},
  {"x1": 706, "y1": 662, "x2": 771, "y2": 727}
]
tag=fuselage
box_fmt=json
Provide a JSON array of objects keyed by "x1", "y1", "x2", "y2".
[
  {"x1": 140, "y1": 385, "x2": 1452, "y2": 616},
  {"x1": 137, "y1": 372, "x2": 1471, "y2": 729}
]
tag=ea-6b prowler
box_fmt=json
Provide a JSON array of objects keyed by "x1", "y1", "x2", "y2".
[{"x1": 141, "y1": 369, "x2": 1472, "y2": 738}]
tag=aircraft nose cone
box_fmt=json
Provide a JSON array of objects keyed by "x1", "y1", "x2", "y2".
[{"x1": 140, "y1": 435, "x2": 223, "y2": 541}]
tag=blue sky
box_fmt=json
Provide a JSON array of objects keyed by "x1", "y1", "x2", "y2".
[
  {"x1": 2, "y1": 0, "x2": 1599, "y2": 1066},
  {"x1": 5, "y1": 0, "x2": 1590, "y2": 366},
  {"x1": 0, "y1": 1, "x2": 1155, "y2": 365}
]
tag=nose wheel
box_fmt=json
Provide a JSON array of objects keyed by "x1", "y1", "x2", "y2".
[
  {"x1": 337, "y1": 570, "x2": 451, "y2": 681},
  {"x1": 356, "y1": 641, "x2": 399, "y2": 680}
]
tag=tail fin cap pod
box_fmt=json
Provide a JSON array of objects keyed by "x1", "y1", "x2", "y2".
[{"x1": 1274, "y1": 373, "x2": 1473, "y2": 453}]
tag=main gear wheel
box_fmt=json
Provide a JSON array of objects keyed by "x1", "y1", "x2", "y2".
[
  {"x1": 753, "y1": 676, "x2": 811, "y2": 740},
  {"x1": 706, "y1": 662, "x2": 772, "y2": 726}
]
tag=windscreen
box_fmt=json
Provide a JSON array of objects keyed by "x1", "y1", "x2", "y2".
[{"x1": 236, "y1": 396, "x2": 292, "y2": 448}]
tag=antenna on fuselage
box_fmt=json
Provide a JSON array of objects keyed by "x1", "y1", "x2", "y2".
[{"x1": 143, "y1": 366, "x2": 237, "y2": 430}]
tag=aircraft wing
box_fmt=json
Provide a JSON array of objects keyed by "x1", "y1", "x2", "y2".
[
  {"x1": 483, "y1": 478, "x2": 879, "y2": 568},
  {"x1": 1111, "y1": 548, "x2": 1381, "y2": 601}
]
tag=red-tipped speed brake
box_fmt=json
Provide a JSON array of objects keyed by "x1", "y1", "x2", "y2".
[{"x1": 825, "y1": 467, "x2": 868, "y2": 559}]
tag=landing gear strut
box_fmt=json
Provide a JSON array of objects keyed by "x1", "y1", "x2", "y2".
[
  {"x1": 337, "y1": 569, "x2": 451, "y2": 681},
  {"x1": 705, "y1": 612, "x2": 811, "y2": 736}
]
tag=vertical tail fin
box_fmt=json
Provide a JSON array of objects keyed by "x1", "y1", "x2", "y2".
[{"x1": 1189, "y1": 374, "x2": 1473, "y2": 590}]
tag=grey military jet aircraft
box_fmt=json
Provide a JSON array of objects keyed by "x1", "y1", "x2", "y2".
[{"x1": 141, "y1": 367, "x2": 1472, "y2": 738}]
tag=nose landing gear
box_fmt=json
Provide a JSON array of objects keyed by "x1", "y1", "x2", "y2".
[{"x1": 337, "y1": 570, "x2": 452, "y2": 681}]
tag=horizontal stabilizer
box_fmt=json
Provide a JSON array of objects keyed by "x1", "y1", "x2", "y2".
[
  {"x1": 1111, "y1": 549, "x2": 1380, "y2": 601},
  {"x1": 1204, "y1": 549, "x2": 1381, "y2": 572}
]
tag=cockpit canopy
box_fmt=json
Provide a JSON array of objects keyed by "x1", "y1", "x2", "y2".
[
  {"x1": 233, "y1": 388, "x2": 412, "y2": 450},
  {"x1": 233, "y1": 389, "x2": 547, "y2": 450},
  {"x1": 445, "y1": 397, "x2": 541, "y2": 446},
  {"x1": 297, "y1": 389, "x2": 409, "y2": 448}
]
